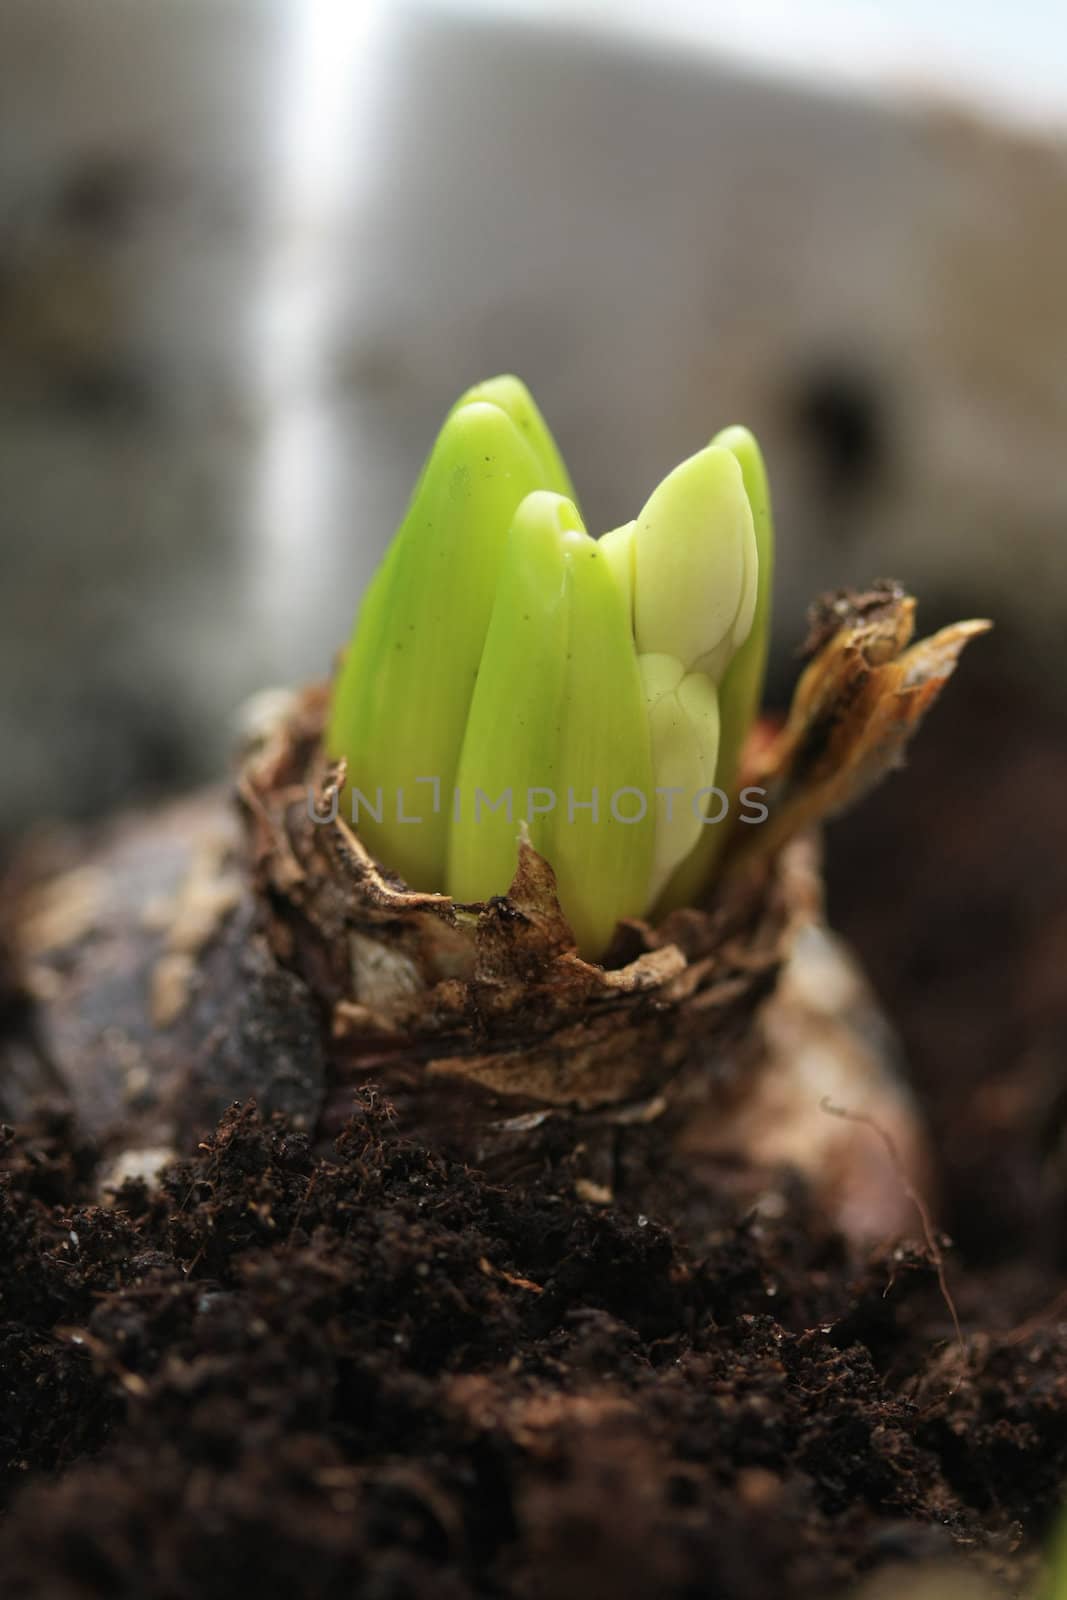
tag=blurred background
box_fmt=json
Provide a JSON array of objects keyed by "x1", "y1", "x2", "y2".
[{"x1": 1, "y1": 0, "x2": 1066, "y2": 834}]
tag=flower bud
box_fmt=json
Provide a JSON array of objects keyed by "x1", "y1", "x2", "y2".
[{"x1": 632, "y1": 443, "x2": 758, "y2": 683}]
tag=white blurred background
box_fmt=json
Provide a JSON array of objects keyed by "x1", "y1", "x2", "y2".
[{"x1": 1, "y1": 0, "x2": 1065, "y2": 829}]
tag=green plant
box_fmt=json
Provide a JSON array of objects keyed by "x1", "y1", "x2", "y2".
[{"x1": 326, "y1": 376, "x2": 773, "y2": 958}]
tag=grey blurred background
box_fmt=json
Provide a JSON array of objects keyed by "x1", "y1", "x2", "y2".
[{"x1": 2, "y1": 0, "x2": 1066, "y2": 834}]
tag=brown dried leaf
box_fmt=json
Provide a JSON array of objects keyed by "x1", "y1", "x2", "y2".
[{"x1": 737, "y1": 588, "x2": 990, "y2": 864}]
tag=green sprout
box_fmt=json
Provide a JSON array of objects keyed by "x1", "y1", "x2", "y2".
[{"x1": 326, "y1": 377, "x2": 773, "y2": 959}]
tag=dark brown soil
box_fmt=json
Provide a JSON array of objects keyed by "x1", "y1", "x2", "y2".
[{"x1": 2, "y1": 639, "x2": 1066, "y2": 1600}]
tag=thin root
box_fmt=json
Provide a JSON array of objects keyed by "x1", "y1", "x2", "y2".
[{"x1": 820, "y1": 1095, "x2": 965, "y2": 1370}]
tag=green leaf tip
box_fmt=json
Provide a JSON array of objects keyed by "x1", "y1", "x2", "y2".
[
  {"x1": 449, "y1": 375, "x2": 578, "y2": 505},
  {"x1": 325, "y1": 392, "x2": 560, "y2": 891},
  {"x1": 327, "y1": 380, "x2": 772, "y2": 958}
]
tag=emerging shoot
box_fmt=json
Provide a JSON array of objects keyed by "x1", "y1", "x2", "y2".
[{"x1": 327, "y1": 377, "x2": 773, "y2": 958}]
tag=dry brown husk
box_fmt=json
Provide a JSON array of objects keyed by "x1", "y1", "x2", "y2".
[
  {"x1": 242, "y1": 677, "x2": 792, "y2": 1148},
  {"x1": 4, "y1": 584, "x2": 986, "y2": 1241}
]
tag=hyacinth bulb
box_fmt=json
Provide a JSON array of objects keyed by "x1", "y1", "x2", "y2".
[{"x1": 327, "y1": 376, "x2": 773, "y2": 958}]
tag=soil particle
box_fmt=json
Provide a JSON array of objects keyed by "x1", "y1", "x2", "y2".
[{"x1": 0, "y1": 1084, "x2": 1061, "y2": 1600}]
